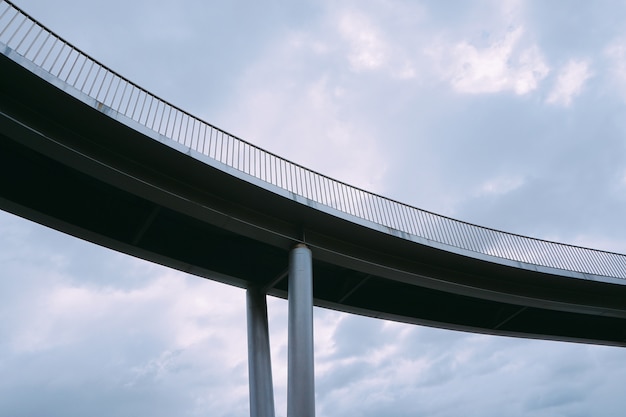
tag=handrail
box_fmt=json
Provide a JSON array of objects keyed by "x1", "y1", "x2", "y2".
[{"x1": 1, "y1": 0, "x2": 625, "y2": 279}]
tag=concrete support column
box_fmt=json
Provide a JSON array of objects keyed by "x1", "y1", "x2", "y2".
[
  {"x1": 246, "y1": 287, "x2": 276, "y2": 417},
  {"x1": 287, "y1": 243, "x2": 315, "y2": 417}
]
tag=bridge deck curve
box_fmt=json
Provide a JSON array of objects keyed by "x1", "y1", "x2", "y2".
[{"x1": 2, "y1": 0, "x2": 626, "y2": 346}]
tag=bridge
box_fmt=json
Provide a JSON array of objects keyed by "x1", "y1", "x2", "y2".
[{"x1": 2, "y1": 1, "x2": 626, "y2": 416}]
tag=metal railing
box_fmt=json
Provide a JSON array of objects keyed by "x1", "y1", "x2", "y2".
[{"x1": 2, "y1": 0, "x2": 625, "y2": 279}]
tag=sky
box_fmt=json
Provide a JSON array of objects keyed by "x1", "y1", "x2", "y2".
[{"x1": 2, "y1": 0, "x2": 626, "y2": 416}]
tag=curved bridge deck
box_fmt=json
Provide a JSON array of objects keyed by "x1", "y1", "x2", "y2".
[{"x1": 2, "y1": 0, "x2": 626, "y2": 346}]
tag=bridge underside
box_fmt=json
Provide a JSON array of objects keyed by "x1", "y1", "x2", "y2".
[{"x1": 2, "y1": 51, "x2": 626, "y2": 346}]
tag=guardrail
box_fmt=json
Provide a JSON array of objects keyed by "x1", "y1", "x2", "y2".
[{"x1": 2, "y1": 0, "x2": 625, "y2": 279}]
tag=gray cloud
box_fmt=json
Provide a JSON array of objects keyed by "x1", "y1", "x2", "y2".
[{"x1": 3, "y1": 1, "x2": 626, "y2": 416}]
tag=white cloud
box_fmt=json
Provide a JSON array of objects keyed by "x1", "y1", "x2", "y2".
[
  {"x1": 216, "y1": 32, "x2": 389, "y2": 193},
  {"x1": 546, "y1": 59, "x2": 592, "y2": 106},
  {"x1": 240, "y1": 77, "x2": 386, "y2": 190},
  {"x1": 605, "y1": 40, "x2": 626, "y2": 76},
  {"x1": 10, "y1": 270, "x2": 246, "y2": 354},
  {"x1": 477, "y1": 175, "x2": 525, "y2": 196},
  {"x1": 338, "y1": 11, "x2": 389, "y2": 72},
  {"x1": 605, "y1": 39, "x2": 626, "y2": 99},
  {"x1": 434, "y1": 27, "x2": 550, "y2": 95},
  {"x1": 334, "y1": 8, "x2": 418, "y2": 80}
]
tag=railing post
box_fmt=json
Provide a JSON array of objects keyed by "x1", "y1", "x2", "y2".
[
  {"x1": 287, "y1": 243, "x2": 315, "y2": 417},
  {"x1": 246, "y1": 287, "x2": 276, "y2": 417}
]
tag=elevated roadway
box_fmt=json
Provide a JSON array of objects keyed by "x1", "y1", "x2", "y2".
[{"x1": 2, "y1": 1, "x2": 626, "y2": 347}]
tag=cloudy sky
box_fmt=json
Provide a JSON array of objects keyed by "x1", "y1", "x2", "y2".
[{"x1": 2, "y1": 0, "x2": 626, "y2": 416}]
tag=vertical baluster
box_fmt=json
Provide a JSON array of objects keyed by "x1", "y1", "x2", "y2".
[{"x1": 15, "y1": 19, "x2": 36, "y2": 52}]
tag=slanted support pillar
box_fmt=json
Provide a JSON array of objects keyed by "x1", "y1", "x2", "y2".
[
  {"x1": 288, "y1": 243, "x2": 315, "y2": 417},
  {"x1": 246, "y1": 286, "x2": 276, "y2": 417}
]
